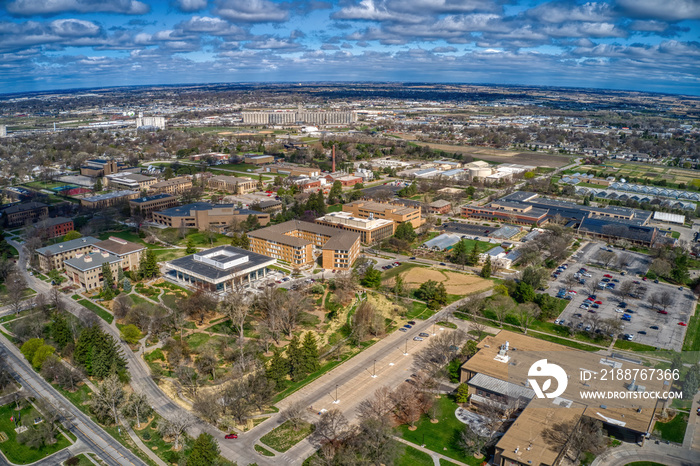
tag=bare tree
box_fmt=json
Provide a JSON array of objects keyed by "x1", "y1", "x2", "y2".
[
  {"x1": 312, "y1": 408, "x2": 352, "y2": 454},
  {"x1": 193, "y1": 396, "x2": 221, "y2": 425},
  {"x1": 617, "y1": 280, "x2": 634, "y2": 299},
  {"x1": 659, "y1": 291, "x2": 674, "y2": 311},
  {"x1": 390, "y1": 384, "x2": 420, "y2": 428},
  {"x1": 5, "y1": 270, "x2": 26, "y2": 314},
  {"x1": 121, "y1": 392, "x2": 152, "y2": 428},
  {"x1": 90, "y1": 375, "x2": 124, "y2": 426},
  {"x1": 280, "y1": 290, "x2": 309, "y2": 339},
  {"x1": 219, "y1": 285, "x2": 250, "y2": 344},
  {"x1": 596, "y1": 250, "x2": 617, "y2": 268},
  {"x1": 112, "y1": 294, "x2": 132, "y2": 320},
  {"x1": 159, "y1": 412, "x2": 192, "y2": 450},
  {"x1": 491, "y1": 295, "x2": 512, "y2": 328},
  {"x1": 617, "y1": 253, "x2": 633, "y2": 269},
  {"x1": 563, "y1": 274, "x2": 578, "y2": 290},
  {"x1": 356, "y1": 386, "x2": 394, "y2": 426},
  {"x1": 281, "y1": 400, "x2": 307, "y2": 431}
]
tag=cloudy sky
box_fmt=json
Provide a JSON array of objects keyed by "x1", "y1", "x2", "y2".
[{"x1": 1, "y1": 0, "x2": 699, "y2": 95}]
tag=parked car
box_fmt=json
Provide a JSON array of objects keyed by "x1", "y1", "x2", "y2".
[
  {"x1": 439, "y1": 262, "x2": 446, "y2": 266},
  {"x1": 413, "y1": 336, "x2": 424, "y2": 341},
  {"x1": 679, "y1": 322, "x2": 688, "y2": 326},
  {"x1": 399, "y1": 328, "x2": 408, "y2": 332},
  {"x1": 619, "y1": 302, "x2": 627, "y2": 307},
  {"x1": 591, "y1": 304, "x2": 600, "y2": 309},
  {"x1": 650, "y1": 325, "x2": 659, "y2": 330},
  {"x1": 408, "y1": 321, "x2": 416, "y2": 325},
  {"x1": 604, "y1": 274, "x2": 613, "y2": 278},
  {"x1": 594, "y1": 300, "x2": 603, "y2": 305},
  {"x1": 588, "y1": 309, "x2": 597, "y2": 313},
  {"x1": 225, "y1": 434, "x2": 238, "y2": 439},
  {"x1": 419, "y1": 332, "x2": 429, "y2": 337},
  {"x1": 658, "y1": 310, "x2": 668, "y2": 315},
  {"x1": 638, "y1": 331, "x2": 647, "y2": 335}
]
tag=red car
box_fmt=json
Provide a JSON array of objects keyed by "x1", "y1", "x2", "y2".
[
  {"x1": 225, "y1": 434, "x2": 238, "y2": 439},
  {"x1": 594, "y1": 300, "x2": 603, "y2": 305},
  {"x1": 658, "y1": 310, "x2": 668, "y2": 315},
  {"x1": 568, "y1": 290, "x2": 577, "y2": 294},
  {"x1": 642, "y1": 277, "x2": 648, "y2": 281},
  {"x1": 587, "y1": 297, "x2": 595, "y2": 301},
  {"x1": 679, "y1": 322, "x2": 687, "y2": 326},
  {"x1": 603, "y1": 274, "x2": 612, "y2": 278}
]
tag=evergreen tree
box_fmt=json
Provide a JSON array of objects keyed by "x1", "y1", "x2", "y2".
[
  {"x1": 328, "y1": 181, "x2": 343, "y2": 204},
  {"x1": 286, "y1": 334, "x2": 305, "y2": 382},
  {"x1": 163, "y1": 166, "x2": 174, "y2": 180},
  {"x1": 480, "y1": 256, "x2": 492, "y2": 279},
  {"x1": 94, "y1": 178, "x2": 103, "y2": 191},
  {"x1": 230, "y1": 233, "x2": 240, "y2": 247},
  {"x1": 138, "y1": 250, "x2": 159, "y2": 280},
  {"x1": 257, "y1": 174, "x2": 264, "y2": 191},
  {"x1": 682, "y1": 366, "x2": 700, "y2": 400},
  {"x1": 187, "y1": 433, "x2": 220, "y2": 466},
  {"x1": 50, "y1": 314, "x2": 73, "y2": 350},
  {"x1": 74, "y1": 326, "x2": 126, "y2": 379},
  {"x1": 467, "y1": 243, "x2": 480, "y2": 266},
  {"x1": 394, "y1": 274, "x2": 404, "y2": 297},
  {"x1": 266, "y1": 348, "x2": 289, "y2": 388},
  {"x1": 240, "y1": 232, "x2": 250, "y2": 250},
  {"x1": 186, "y1": 239, "x2": 197, "y2": 254},
  {"x1": 394, "y1": 222, "x2": 416, "y2": 242},
  {"x1": 122, "y1": 278, "x2": 132, "y2": 293},
  {"x1": 102, "y1": 263, "x2": 115, "y2": 298},
  {"x1": 301, "y1": 332, "x2": 320, "y2": 375},
  {"x1": 360, "y1": 265, "x2": 382, "y2": 289},
  {"x1": 117, "y1": 267, "x2": 125, "y2": 283},
  {"x1": 450, "y1": 240, "x2": 469, "y2": 268}
]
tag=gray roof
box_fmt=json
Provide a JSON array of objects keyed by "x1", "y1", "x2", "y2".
[
  {"x1": 157, "y1": 202, "x2": 233, "y2": 216},
  {"x1": 130, "y1": 193, "x2": 176, "y2": 204},
  {"x1": 2, "y1": 201, "x2": 48, "y2": 214},
  {"x1": 168, "y1": 246, "x2": 275, "y2": 281},
  {"x1": 64, "y1": 251, "x2": 121, "y2": 271},
  {"x1": 35, "y1": 217, "x2": 73, "y2": 227},
  {"x1": 468, "y1": 373, "x2": 535, "y2": 400},
  {"x1": 429, "y1": 199, "x2": 452, "y2": 208},
  {"x1": 36, "y1": 236, "x2": 100, "y2": 256},
  {"x1": 423, "y1": 233, "x2": 462, "y2": 250},
  {"x1": 81, "y1": 190, "x2": 137, "y2": 202}
]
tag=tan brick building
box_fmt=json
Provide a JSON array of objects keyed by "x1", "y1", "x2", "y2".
[
  {"x1": 80, "y1": 190, "x2": 139, "y2": 209},
  {"x1": 2, "y1": 202, "x2": 49, "y2": 228},
  {"x1": 36, "y1": 237, "x2": 101, "y2": 272},
  {"x1": 315, "y1": 211, "x2": 395, "y2": 244},
  {"x1": 207, "y1": 175, "x2": 257, "y2": 194},
  {"x1": 248, "y1": 220, "x2": 360, "y2": 270},
  {"x1": 343, "y1": 200, "x2": 424, "y2": 229},
  {"x1": 265, "y1": 165, "x2": 320, "y2": 177},
  {"x1": 245, "y1": 155, "x2": 274, "y2": 165},
  {"x1": 64, "y1": 251, "x2": 122, "y2": 291},
  {"x1": 105, "y1": 173, "x2": 157, "y2": 191},
  {"x1": 148, "y1": 176, "x2": 192, "y2": 195},
  {"x1": 152, "y1": 203, "x2": 269, "y2": 231},
  {"x1": 129, "y1": 194, "x2": 180, "y2": 219},
  {"x1": 93, "y1": 236, "x2": 145, "y2": 272}
]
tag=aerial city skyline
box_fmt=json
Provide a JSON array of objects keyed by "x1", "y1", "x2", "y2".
[{"x1": 0, "y1": 0, "x2": 699, "y2": 95}]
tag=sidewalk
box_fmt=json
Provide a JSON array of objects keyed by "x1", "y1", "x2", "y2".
[
  {"x1": 393, "y1": 437, "x2": 472, "y2": 466},
  {"x1": 683, "y1": 390, "x2": 700, "y2": 450}
]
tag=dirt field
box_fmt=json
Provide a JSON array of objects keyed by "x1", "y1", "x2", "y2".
[{"x1": 398, "y1": 267, "x2": 492, "y2": 295}]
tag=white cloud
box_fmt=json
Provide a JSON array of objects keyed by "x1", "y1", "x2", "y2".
[
  {"x1": 214, "y1": 0, "x2": 289, "y2": 23},
  {"x1": 6, "y1": 0, "x2": 149, "y2": 16},
  {"x1": 172, "y1": 0, "x2": 208, "y2": 12},
  {"x1": 616, "y1": 0, "x2": 700, "y2": 21}
]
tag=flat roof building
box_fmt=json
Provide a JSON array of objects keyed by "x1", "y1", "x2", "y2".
[
  {"x1": 148, "y1": 176, "x2": 192, "y2": 195},
  {"x1": 343, "y1": 200, "x2": 424, "y2": 229},
  {"x1": 36, "y1": 237, "x2": 101, "y2": 272},
  {"x1": 248, "y1": 220, "x2": 360, "y2": 270},
  {"x1": 462, "y1": 331, "x2": 667, "y2": 466},
  {"x1": 105, "y1": 172, "x2": 156, "y2": 191},
  {"x1": 152, "y1": 202, "x2": 269, "y2": 231},
  {"x1": 316, "y1": 211, "x2": 395, "y2": 244},
  {"x1": 1, "y1": 201, "x2": 49, "y2": 228},
  {"x1": 31, "y1": 216, "x2": 74, "y2": 239},
  {"x1": 166, "y1": 246, "x2": 276, "y2": 293},
  {"x1": 207, "y1": 175, "x2": 257, "y2": 194},
  {"x1": 129, "y1": 193, "x2": 180, "y2": 219},
  {"x1": 244, "y1": 155, "x2": 274, "y2": 165},
  {"x1": 80, "y1": 190, "x2": 139, "y2": 209},
  {"x1": 428, "y1": 199, "x2": 452, "y2": 214},
  {"x1": 64, "y1": 251, "x2": 122, "y2": 291},
  {"x1": 80, "y1": 159, "x2": 126, "y2": 177},
  {"x1": 93, "y1": 236, "x2": 145, "y2": 272}
]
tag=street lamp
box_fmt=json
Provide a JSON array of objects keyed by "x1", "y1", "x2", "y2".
[
  {"x1": 333, "y1": 384, "x2": 340, "y2": 404},
  {"x1": 404, "y1": 338, "x2": 408, "y2": 356}
]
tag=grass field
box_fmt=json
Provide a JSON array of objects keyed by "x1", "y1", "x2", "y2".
[
  {"x1": 653, "y1": 414, "x2": 688, "y2": 444},
  {"x1": 0, "y1": 402, "x2": 72, "y2": 464},
  {"x1": 396, "y1": 395, "x2": 482, "y2": 465},
  {"x1": 613, "y1": 340, "x2": 657, "y2": 352},
  {"x1": 396, "y1": 444, "x2": 434, "y2": 466},
  {"x1": 259, "y1": 420, "x2": 315, "y2": 452},
  {"x1": 77, "y1": 299, "x2": 114, "y2": 324},
  {"x1": 682, "y1": 304, "x2": 700, "y2": 351}
]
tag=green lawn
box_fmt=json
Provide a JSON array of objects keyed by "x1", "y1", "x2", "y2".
[
  {"x1": 625, "y1": 462, "x2": 667, "y2": 466},
  {"x1": 653, "y1": 414, "x2": 688, "y2": 444},
  {"x1": 327, "y1": 204, "x2": 342, "y2": 213},
  {"x1": 405, "y1": 301, "x2": 435, "y2": 320},
  {"x1": 614, "y1": 340, "x2": 657, "y2": 352},
  {"x1": 381, "y1": 263, "x2": 423, "y2": 282},
  {"x1": 97, "y1": 231, "x2": 155, "y2": 248},
  {"x1": 77, "y1": 299, "x2": 114, "y2": 324},
  {"x1": 396, "y1": 395, "x2": 482, "y2": 465},
  {"x1": 396, "y1": 444, "x2": 434, "y2": 466},
  {"x1": 254, "y1": 444, "x2": 275, "y2": 456},
  {"x1": 682, "y1": 304, "x2": 700, "y2": 351},
  {"x1": 0, "y1": 402, "x2": 72, "y2": 464},
  {"x1": 439, "y1": 458, "x2": 461, "y2": 466},
  {"x1": 259, "y1": 420, "x2": 315, "y2": 452}
]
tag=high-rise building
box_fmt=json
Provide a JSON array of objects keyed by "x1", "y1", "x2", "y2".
[{"x1": 242, "y1": 111, "x2": 357, "y2": 125}]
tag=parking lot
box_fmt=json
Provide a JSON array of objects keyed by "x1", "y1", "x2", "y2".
[{"x1": 545, "y1": 241, "x2": 695, "y2": 351}]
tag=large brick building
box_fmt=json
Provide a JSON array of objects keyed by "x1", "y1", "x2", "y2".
[
  {"x1": 152, "y1": 203, "x2": 269, "y2": 231},
  {"x1": 105, "y1": 172, "x2": 156, "y2": 191},
  {"x1": 343, "y1": 200, "x2": 424, "y2": 229},
  {"x1": 80, "y1": 159, "x2": 127, "y2": 177},
  {"x1": 64, "y1": 251, "x2": 122, "y2": 291},
  {"x1": 207, "y1": 175, "x2": 257, "y2": 194},
  {"x1": 1, "y1": 202, "x2": 49, "y2": 228},
  {"x1": 32, "y1": 217, "x2": 74, "y2": 239},
  {"x1": 80, "y1": 191, "x2": 139, "y2": 209},
  {"x1": 36, "y1": 237, "x2": 101, "y2": 272},
  {"x1": 248, "y1": 220, "x2": 360, "y2": 270},
  {"x1": 129, "y1": 194, "x2": 180, "y2": 219},
  {"x1": 147, "y1": 176, "x2": 192, "y2": 195},
  {"x1": 93, "y1": 236, "x2": 145, "y2": 271},
  {"x1": 315, "y1": 211, "x2": 395, "y2": 244}
]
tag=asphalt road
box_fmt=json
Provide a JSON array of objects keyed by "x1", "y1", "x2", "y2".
[{"x1": 0, "y1": 337, "x2": 145, "y2": 466}]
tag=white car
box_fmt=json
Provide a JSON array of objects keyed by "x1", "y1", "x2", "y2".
[
  {"x1": 413, "y1": 337, "x2": 424, "y2": 341},
  {"x1": 614, "y1": 308, "x2": 624, "y2": 313}
]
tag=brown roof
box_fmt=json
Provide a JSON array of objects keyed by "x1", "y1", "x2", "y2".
[
  {"x1": 94, "y1": 237, "x2": 145, "y2": 256},
  {"x1": 249, "y1": 220, "x2": 359, "y2": 250}
]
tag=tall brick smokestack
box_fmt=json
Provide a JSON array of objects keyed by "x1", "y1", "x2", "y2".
[{"x1": 332, "y1": 145, "x2": 336, "y2": 172}]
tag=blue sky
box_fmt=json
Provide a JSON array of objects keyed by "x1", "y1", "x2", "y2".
[{"x1": 0, "y1": 0, "x2": 699, "y2": 95}]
